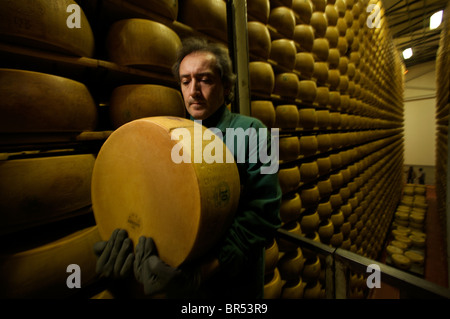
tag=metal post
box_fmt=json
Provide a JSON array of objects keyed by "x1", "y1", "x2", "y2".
[
  {"x1": 334, "y1": 258, "x2": 348, "y2": 299},
  {"x1": 226, "y1": 0, "x2": 251, "y2": 116}
]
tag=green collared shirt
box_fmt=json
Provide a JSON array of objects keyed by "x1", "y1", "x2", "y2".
[{"x1": 190, "y1": 105, "x2": 282, "y2": 298}]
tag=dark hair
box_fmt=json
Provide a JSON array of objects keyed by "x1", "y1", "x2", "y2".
[{"x1": 172, "y1": 37, "x2": 236, "y2": 104}]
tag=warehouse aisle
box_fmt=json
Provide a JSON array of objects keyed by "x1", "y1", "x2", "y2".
[{"x1": 369, "y1": 185, "x2": 448, "y2": 299}]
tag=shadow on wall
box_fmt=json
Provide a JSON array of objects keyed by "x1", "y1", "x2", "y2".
[{"x1": 403, "y1": 165, "x2": 435, "y2": 185}]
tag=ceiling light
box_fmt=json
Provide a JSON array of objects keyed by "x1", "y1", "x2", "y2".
[
  {"x1": 430, "y1": 10, "x2": 443, "y2": 30},
  {"x1": 402, "y1": 48, "x2": 413, "y2": 59}
]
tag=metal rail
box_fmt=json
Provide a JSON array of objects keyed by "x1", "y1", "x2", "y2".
[{"x1": 277, "y1": 228, "x2": 450, "y2": 299}]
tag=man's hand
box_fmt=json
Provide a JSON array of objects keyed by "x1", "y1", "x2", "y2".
[
  {"x1": 133, "y1": 236, "x2": 202, "y2": 298},
  {"x1": 93, "y1": 229, "x2": 134, "y2": 279},
  {"x1": 133, "y1": 236, "x2": 157, "y2": 283}
]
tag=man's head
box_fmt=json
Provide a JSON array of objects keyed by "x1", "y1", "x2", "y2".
[{"x1": 172, "y1": 37, "x2": 236, "y2": 120}]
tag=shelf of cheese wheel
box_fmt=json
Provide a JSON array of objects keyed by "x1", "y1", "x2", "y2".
[
  {"x1": 91, "y1": 117, "x2": 240, "y2": 267},
  {"x1": 178, "y1": 0, "x2": 227, "y2": 42},
  {"x1": 106, "y1": 18, "x2": 181, "y2": 74},
  {"x1": 0, "y1": 225, "x2": 101, "y2": 298},
  {"x1": 0, "y1": 68, "x2": 98, "y2": 133},
  {"x1": 109, "y1": 84, "x2": 186, "y2": 129},
  {"x1": 0, "y1": 154, "x2": 95, "y2": 235},
  {"x1": 0, "y1": 0, "x2": 94, "y2": 57}
]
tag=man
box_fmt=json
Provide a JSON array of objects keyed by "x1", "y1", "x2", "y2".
[{"x1": 94, "y1": 37, "x2": 281, "y2": 298}]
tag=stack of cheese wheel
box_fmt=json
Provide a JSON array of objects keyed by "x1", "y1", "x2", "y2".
[
  {"x1": 0, "y1": 69, "x2": 98, "y2": 133},
  {"x1": 109, "y1": 84, "x2": 186, "y2": 129},
  {"x1": 178, "y1": 0, "x2": 227, "y2": 41},
  {"x1": 248, "y1": 0, "x2": 406, "y2": 298},
  {"x1": 0, "y1": 0, "x2": 95, "y2": 57},
  {"x1": 91, "y1": 116, "x2": 240, "y2": 267},
  {"x1": 0, "y1": 155, "x2": 95, "y2": 235},
  {"x1": 106, "y1": 18, "x2": 181, "y2": 73},
  {"x1": 0, "y1": 226, "x2": 101, "y2": 298},
  {"x1": 124, "y1": 0, "x2": 179, "y2": 21}
]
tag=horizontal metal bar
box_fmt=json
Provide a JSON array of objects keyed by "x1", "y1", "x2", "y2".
[
  {"x1": 276, "y1": 228, "x2": 336, "y2": 256},
  {"x1": 276, "y1": 228, "x2": 450, "y2": 299},
  {"x1": 334, "y1": 248, "x2": 450, "y2": 299}
]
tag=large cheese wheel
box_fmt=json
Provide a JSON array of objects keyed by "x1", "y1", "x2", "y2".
[
  {"x1": 312, "y1": 38, "x2": 330, "y2": 62},
  {"x1": 179, "y1": 0, "x2": 227, "y2": 41},
  {"x1": 0, "y1": 68, "x2": 97, "y2": 133},
  {"x1": 124, "y1": 0, "x2": 179, "y2": 20},
  {"x1": 278, "y1": 247, "x2": 305, "y2": 281},
  {"x1": 249, "y1": 62, "x2": 275, "y2": 95},
  {"x1": 248, "y1": 21, "x2": 271, "y2": 60},
  {"x1": 269, "y1": 7, "x2": 296, "y2": 38},
  {"x1": 310, "y1": 11, "x2": 328, "y2": 37},
  {"x1": 91, "y1": 117, "x2": 240, "y2": 267},
  {"x1": 279, "y1": 136, "x2": 300, "y2": 161},
  {"x1": 275, "y1": 105, "x2": 299, "y2": 129},
  {"x1": 298, "y1": 108, "x2": 317, "y2": 129},
  {"x1": 0, "y1": 226, "x2": 101, "y2": 298},
  {"x1": 0, "y1": 155, "x2": 95, "y2": 235},
  {"x1": 278, "y1": 166, "x2": 301, "y2": 194},
  {"x1": 298, "y1": 80, "x2": 317, "y2": 103},
  {"x1": 295, "y1": 52, "x2": 315, "y2": 79},
  {"x1": 0, "y1": 0, "x2": 94, "y2": 57},
  {"x1": 264, "y1": 268, "x2": 283, "y2": 299},
  {"x1": 109, "y1": 84, "x2": 185, "y2": 129},
  {"x1": 106, "y1": 19, "x2": 181, "y2": 73},
  {"x1": 273, "y1": 73, "x2": 299, "y2": 99},
  {"x1": 270, "y1": 39, "x2": 297, "y2": 70},
  {"x1": 293, "y1": 24, "x2": 314, "y2": 52},
  {"x1": 250, "y1": 100, "x2": 276, "y2": 128},
  {"x1": 292, "y1": 0, "x2": 313, "y2": 24},
  {"x1": 280, "y1": 193, "x2": 302, "y2": 224}
]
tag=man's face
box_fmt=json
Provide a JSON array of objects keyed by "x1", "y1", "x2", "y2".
[{"x1": 179, "y1": 51, "x2": 227, "y2": 120}]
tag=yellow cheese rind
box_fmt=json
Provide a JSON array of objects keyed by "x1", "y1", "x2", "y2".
[
  {"x1": 106, "y1": 19, "x2": 181, "y2": 72},
  {"x1": 0, "y1": 0, "x2": 95, "y2": 57},
  {"x1": 0, "y1": 68, "x2": 98, "y2": 133},
  {"x1": 0, "y1": 226, "x2": 101, "y2": 298},
  {"x1": 0, "y1": 155, "x2": 95, "y2": 235},
  {"x1": 91, "y1": 117, "x2": 240, "y2": 267},
  {"x1": 109, "y1": 84, "x2": 186, "y2": 129},
  {"x1": 178, "y1": 0, "x2": 227, "y2": 41}
]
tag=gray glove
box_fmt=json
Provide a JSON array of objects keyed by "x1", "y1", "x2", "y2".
[
  {"x1": 133, "y1": 236, "x2": 201, "y2": 298},
  {"x1": 93, "y1": 228, "x2": 134, "y2": 279},
  {"x1": 133, "y1": 236, "x2": 157, "y2": 283}
]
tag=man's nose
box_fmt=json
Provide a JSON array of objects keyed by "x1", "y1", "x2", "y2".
[{"x1": 189, "y1": 79, "x2": 201, "y2": 96}]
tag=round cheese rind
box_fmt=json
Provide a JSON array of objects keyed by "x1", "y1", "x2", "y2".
[
  {"x1": 0, "y1": 0, "x2": 95, "y2": 57},
  {"x1": 109, "y1": 84, "x2": 186, "y2": 129},
  {"x1": 0, "y1": 155, "x2": 95, "y2": 235},
  {"x1": 91, "y1": 117, "x2": 240, "y2": 267},
  {"x1": 0, "y1": 226, "x2": 101, "y2": 298},
  {"x1": 0, "y1": 68, "x2": 98, "y2": 133},
  {"x1": 106, "y1": 19, "x2": 181, "y2": 72}
]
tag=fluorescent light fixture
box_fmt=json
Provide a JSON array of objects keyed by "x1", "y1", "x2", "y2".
[
  {"x1": 402, "y1": 48, "x2": 413, "y2": 59},
  {"x1": 430, "y1": 10, "x2": 443, "y2": 29}
]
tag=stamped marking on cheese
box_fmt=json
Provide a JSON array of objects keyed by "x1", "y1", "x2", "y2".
[
  {"x1": 215, "y1": 181, "x2": 231, "y2": 207},
  {"x1": 127, "y1": 213, "x2": 142, "y2": 231}
]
